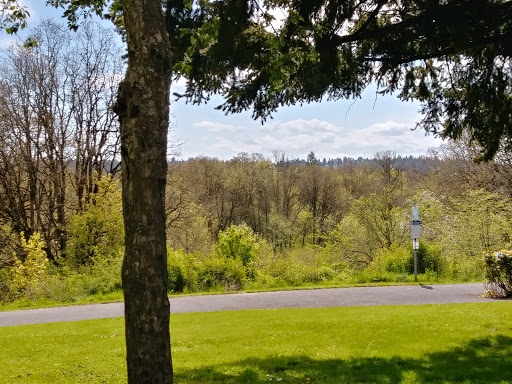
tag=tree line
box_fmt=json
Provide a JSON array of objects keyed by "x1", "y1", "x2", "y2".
[
  {"x1": 4, "y1": 137, "x2": 512, "y2": 303},
  {"x1": 166, "y1": 145, "x2": 512, "y2": 262}
]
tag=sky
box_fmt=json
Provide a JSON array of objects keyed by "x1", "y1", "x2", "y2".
[{"x1": 4, "y1": 0, "x2": 445, "y2": 161}]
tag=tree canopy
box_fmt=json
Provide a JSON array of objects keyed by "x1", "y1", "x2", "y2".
[{"x1": 168, "y1": 0, "x2": 511, "y2": 161}]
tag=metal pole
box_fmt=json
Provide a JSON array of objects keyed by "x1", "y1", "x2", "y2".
[{"x1": 413, "y1": 246, "x2": 418, "y2": 282}]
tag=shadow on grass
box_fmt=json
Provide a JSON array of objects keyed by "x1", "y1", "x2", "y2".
[{"x1": 175, "y1": 335, "x2": 512, "y2": 383}]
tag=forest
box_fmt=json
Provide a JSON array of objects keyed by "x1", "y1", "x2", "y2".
[{"x1": 1, "y1": 20, "x2": 512, "y2": 305}]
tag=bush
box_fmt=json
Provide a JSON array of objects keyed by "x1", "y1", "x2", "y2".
[
  {"x1": 199, "y1": 256, "x2": 247, "y2": 291},
  {"x1": 446, "y1": 256, "x2": 483, "y2": 281},
  {"x1": 484, "y1": 250, "x2": 512, "y2": 297},
  {"x1": 214, "y1": 224, "x2": 259, "y2": 280},
  {"x1": 0, "y1": 268, "x2": 12, "y2": 302},
  {"x1": 368, "y1": 242, "x2": 447, "y2": 277},
  {"x1": 167, "y1": 248, "x2": 248, "y2": 293},
  {"x1": 66, "y1": 175, "x2": 124, "y2": 268},
  {"x1": 215, "y1": 224, "x2": 259, "y2": 266},
  {"x1": 10, "y1": 232, "x2": 49, "y2": 300},
  {"x1": 415, "y1": 242, "x2": 446, "y2": 274},
  {"x1": 368, "y1": 246, "x2": 411, "y2": 275}
]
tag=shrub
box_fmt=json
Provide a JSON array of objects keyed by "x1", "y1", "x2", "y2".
[
  {"x1": 66, "y1": 175, "x2": 124, "y2": 268},
  {"x1": 0, "y1": 268, "x2": 12, "y2": 302},
  {"x1": 368, "y1": 246, "x2": 411, "y2": 275},
  {"x1": 214, "y1": 224, "x2": 259, "y2": 280},
  {"x1": 414, "y1": 242, "x2": 446, "y2": 274},
  {"x1": 484, "y1": 250, "x2": 512, "y2": 297},
  {"x1": 167, "y1": 248, "x2": 248, "y2": 293},
  {"x1": 0, "y1": 223, "x2": 17, "y2": 302},
  {"x1": 446, "y1": 256, "x2": 483, "y2": 282},
  {"x1": 10, "y1": 232, "x2": 49, "y2": 300},
  {"x1": 167, "y1": 249, "x2": 193, "y2": 293},
  {"x1": 167, "y1": 263, "x2": 186, "y2": 293},
  {"x1": 215, "y1": 224, "x2": 259, "y2": 266},
  {"x1": 199, "y1": 256, "x2": 247, "y2": 291}
]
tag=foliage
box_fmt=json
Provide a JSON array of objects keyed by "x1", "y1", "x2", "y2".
[
  {"x1": 10, "y1": 232, "x2": 49, "y2": 299},
  {"x1": 167, "y1": 248, "x2": 247, "y2": 293},
  {"x1": 256, "y1": 246, "x2": 340, "y2": 287},
  {"x1": 327, "y1": 214, "x2": 376, "y2": 268},
  {"x1": 484, "y1": 250, "x2": 512, "y2": 298},
  {"x1": 415, "y1": 241, "x2": 446, "y2": 275},
  {"x1": 66, "y1": 175, "x2": 124, "y2": 268},
  {"x1": 0, "y1": 223, "x2": 18, "y2": 301},
  {"x1": 351, "y1": 193, "x2": 408, "y2": 250},
  {"x1": 366, "y1": 245, "x2": 412, "y2": 275},
  {"x1": 166, "y1": 202, "x2": 214, "y2": 254},
  {"x1": 439, "y1": 190, "x2": 512, "y2": 261},
  {"x1": 215, "y1": 223, "x2": 260, "y2": 269},
  {"x1": 0, "y1": 223, "x2": 17, "y2": 267},
  {"x1": 0, "y1": 20, "x2": 122, "y2": 260},
  {"x1": 0, "y1": 0, "x2": 29, "y2": 35}
]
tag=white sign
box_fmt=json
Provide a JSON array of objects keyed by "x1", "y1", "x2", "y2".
[
  {"x1": 411, "y1": 223, "x2": 421, "y2": 239},
  {"x1": 412, "y1": 205, "x2": 420, "y2": 221},
  {"x1": 413, "y1": 239, "x2": 419, "y2": 250},
  {"x1": 410, "y1": 204, "x2": 421, "y2": 239}
]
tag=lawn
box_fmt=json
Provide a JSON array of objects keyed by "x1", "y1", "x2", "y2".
[{"x1": 1, "y1": 302, "x2": 511, "y2": 383}]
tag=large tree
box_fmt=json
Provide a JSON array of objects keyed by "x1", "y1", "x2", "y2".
[
  {"x1": 0, "y1": 20, "x2": 121, "y2": 259},
  {"x1": 2, "y1": 0, "x2": 174, "y2": 381},
  {"x1": 42, "y1": 0, "x2": 173, "y2": 382}
]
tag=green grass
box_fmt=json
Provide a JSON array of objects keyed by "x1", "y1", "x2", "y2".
[
  {"x1": 1, "y1": 302, "x2": 511, "y2": 383},
  {"x1": 0, "y1": 290, "x2": 126, "y2": 311}
]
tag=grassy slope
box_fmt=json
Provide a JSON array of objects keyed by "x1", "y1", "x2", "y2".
[{"x1": 1, "y1": 302, "x2": 511, "y2": 383}]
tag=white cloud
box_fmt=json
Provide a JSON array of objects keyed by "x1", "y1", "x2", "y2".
[
  {"x1": 193, "y1": 121, "x2": 241, "y2": 132},
  {"x1": 332, "y1": 120, "x2": 440, "y2": 158},
  {"x1": 178, "y1": 116, "x2": 442, "y2": 160},
  {"x1": 266, "y1": 119, "x2": 338, "y2": 134}
]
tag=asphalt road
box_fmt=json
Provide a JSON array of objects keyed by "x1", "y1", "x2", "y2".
[{"x1": 0, "y1": 283, "x2": 504, "y2": 327}]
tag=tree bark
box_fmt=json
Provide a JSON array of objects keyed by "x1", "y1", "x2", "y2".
[{"x1": 113, "y1": 0, "x2": 173, "y2": 382}]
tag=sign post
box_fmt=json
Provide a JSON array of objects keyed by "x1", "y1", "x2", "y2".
[{"x1": 411, "y1": 204, "x2": 421, "y2": 281}]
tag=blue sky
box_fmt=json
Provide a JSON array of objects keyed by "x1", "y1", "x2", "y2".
[{"x1": 5, "y1": 0, "x2": 444, "y2": 161}]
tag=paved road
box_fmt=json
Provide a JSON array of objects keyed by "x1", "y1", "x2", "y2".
[{"x1": 0, "y1": 283, "x2": 505, "y2": 327}]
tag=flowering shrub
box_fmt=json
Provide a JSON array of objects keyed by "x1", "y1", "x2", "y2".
[{"x1": 483, "y1": 250, "x2": 512, "y2": 297}]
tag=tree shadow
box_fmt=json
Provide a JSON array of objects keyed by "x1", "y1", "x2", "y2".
[{"x1": 174, "y1": 335, "x2": 512, "y2": 383}]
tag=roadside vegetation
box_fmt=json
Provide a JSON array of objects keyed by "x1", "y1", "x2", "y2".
[{"x1": 1, "y1": 302, "x2": 511, "y2": 383}]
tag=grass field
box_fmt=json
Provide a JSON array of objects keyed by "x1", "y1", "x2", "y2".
[{"x1": 1, "y1": 302, "x2": 511, "y2": 383}]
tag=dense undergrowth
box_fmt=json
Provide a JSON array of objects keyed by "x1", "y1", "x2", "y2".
[{"x1": 0, "y1": 231, "x2": 485, "y2": 311}]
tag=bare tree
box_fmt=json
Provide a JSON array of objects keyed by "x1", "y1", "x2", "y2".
[{"x1": 0, "y1": 20, "x2": 122, "y2": 259}]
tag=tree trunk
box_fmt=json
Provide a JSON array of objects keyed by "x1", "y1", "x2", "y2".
[{"x1": 114, "y1": 0, "x2": 173, "y2": 382}]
